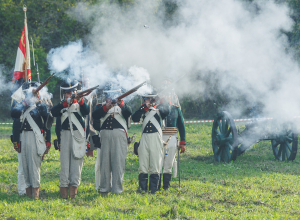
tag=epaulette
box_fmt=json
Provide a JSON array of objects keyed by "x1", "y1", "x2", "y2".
[{"x1": 172, "y1": 104, "x2": 180, "y2": 108}]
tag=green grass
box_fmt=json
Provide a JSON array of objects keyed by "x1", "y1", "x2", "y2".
[{"x1": 1, "y1": 123, "x2": 300, "y2": 219}]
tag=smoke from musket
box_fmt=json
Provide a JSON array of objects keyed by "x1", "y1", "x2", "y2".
[
  {"x1": 47, "y1": 0, "x2": 300, "y2": 119},
  {"x1": 47, "y1": 40, "x2": 152, "y2": 99}
]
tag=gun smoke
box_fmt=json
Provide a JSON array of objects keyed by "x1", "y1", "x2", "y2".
[
  {"x1": 47, "y1": 0, "x2": 300, "y2": 121},
  {"x1": 47, "y1": 40, "x2": 152, "y2": 101}
]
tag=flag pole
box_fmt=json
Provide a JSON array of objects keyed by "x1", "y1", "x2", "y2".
[{"x1": 23, "y1": 5, "x2": 28, "y2": 82}]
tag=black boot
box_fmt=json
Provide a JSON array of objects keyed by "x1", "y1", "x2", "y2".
[
  {"x1": 157, "y1": 173, "x2": 162, "y2": 191},
  {"x1": 139, "y1": 173, "x2": 148, "y2": 192},
  {"x1": 149, "y1": 174, "x2": 160, "y2": 194},
  {"x1": 163, "y1": 173, "x2": 172, "y2": 190}
]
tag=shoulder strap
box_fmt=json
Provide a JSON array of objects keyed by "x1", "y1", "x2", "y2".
[
  {"x1": 68, "y1": 111, "x2": 85, "y2": 138},
  {"x1": 101, "y1": 106, "x2": 128, "y2": 132},
  {"x1": 142, "y1": 109, "x2": 162, "y2": 138},
  {"x1": 20, "y1": 105, "x2": 36, "y2": 122},
  {"x1": 60, "y1": 103, "x2": 85, "y2": 137},
  {"x1": 61, "y1": 103, "x2": 82, "y2": 124}
]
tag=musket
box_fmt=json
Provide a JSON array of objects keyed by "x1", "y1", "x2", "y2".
[
  {"x1": 111, "y1": 81, "x2": 147, "y2": 104},
  {"x1": 33, "y1": 73, "x2": 55, "y2": 95},
  {"x1": 71, "y1": 85, "x2": 99, "y2": 99}
]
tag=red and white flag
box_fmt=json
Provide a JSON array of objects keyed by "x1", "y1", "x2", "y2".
[{"x1": 12, "y1": 11, "x2": 31, "y2": 83}]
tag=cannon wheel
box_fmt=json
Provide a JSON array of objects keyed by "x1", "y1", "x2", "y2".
[
  {"x1": 212, "y1": 111, "x2": 238, "y2": 162},
  {"x1": 271, "y1": 123, "x2": 298, "y2": 161}
]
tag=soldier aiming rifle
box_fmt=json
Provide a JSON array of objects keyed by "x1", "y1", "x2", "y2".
[
  {"x1": 92, "y1": 81, "x2": 145, "y2": 192},
  {"x1": 11, "y1": 79, "x2": 53, "y2": 199},
  {"x1": 92, "y1": 81, "x2": 148, "y2": 194},
  {"x1": 132, "y1": 90, "x2": 170, "y2": 194},
  {"x1": 51, "y1": 79, "x2": 95, "y2": 199}
]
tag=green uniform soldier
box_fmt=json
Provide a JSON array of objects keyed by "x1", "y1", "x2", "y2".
[
  {"x1": 132, "y1": 94, "x2": 170, "y2": 194},
  {"x1": 51, "y1": 79, "x2": 90, "y2": 199},
  {"x1": 11, "y1": 81, "x2": 51, "y2": 199},
  {"x1": 160, "y1": 90, "x2": 186, "y2": 190}
]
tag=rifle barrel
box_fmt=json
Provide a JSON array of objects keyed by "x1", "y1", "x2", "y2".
[
  {"x1": 72, "y1": 85, "x2": 99, "y2": 99},
  {"x1": 115, "y1": 81, "x2": 147, "y2": 101},
  {"x1": 34, "y1": 73, "x2": 55, "y2": 93}
]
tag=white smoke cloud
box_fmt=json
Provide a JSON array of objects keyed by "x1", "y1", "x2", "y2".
[
  {"x1": 47, "y1": 0, "x2": 300, "y2": 119},
  {"x1": 47, "y1": 40, "x2": 152, "y2": 98},
  {"x1": 0, "y1": 64, "x2": 13, "y2": 93}
]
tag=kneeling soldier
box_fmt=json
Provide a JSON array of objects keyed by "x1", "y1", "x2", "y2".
[
  {"x1": 51, "y1": 79, "x2": 90, "y2": 199},
  {"x1": 132, "y1": 94, "x2": 170, "y2": 194},
  {"x1": 11, "y1": 81, "x2": 51, "y2": 199}
]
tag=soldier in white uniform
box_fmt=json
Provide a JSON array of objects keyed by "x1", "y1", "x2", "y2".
[
  {"x1": 92, "y1": 83, "x2": 132, "y2": 194},
  {"x1": 132, "y1": 94, "x2": 170, "y2": 194},
  {"x1": 51, "y1": 79, "x2": 90, "y2": 199},
  {"x1": 11, "y1": 81, "x2": 51, "y2": 199}
]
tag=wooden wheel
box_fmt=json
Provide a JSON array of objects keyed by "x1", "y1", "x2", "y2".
[
  {"x1": 271, "y1": 123, "x2": 298, "y2": 161},
  {"x1": 212, "y1": 111, "x2": 238, "y2": 162}
]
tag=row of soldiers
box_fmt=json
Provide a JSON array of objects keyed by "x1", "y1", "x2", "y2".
[{"x1": 11, "y1": 78, "x2": 186, "y2": 199}]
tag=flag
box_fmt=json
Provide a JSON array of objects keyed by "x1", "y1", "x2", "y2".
[{"x1": 12, "y1": 8, "x2": 31, "y2": 83}]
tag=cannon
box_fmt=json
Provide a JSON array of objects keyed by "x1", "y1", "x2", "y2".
[{"x1": 211, "y1": 111, "x2": 298, "y2": 162}]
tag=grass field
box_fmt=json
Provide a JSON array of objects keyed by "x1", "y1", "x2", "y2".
[{"x1": 1, "y1": 123, "x2": 300, "y2": 219}]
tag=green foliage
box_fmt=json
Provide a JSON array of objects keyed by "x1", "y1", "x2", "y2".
[
  {"x1": 1, "y1": 123, "x2": 300, "y2": 218},
  {"x1": 0, "y1": 0, "x2": 99, "y2": 93}
]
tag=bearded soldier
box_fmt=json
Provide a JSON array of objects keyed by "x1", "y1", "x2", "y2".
[
  {"x1": 132, "y1": 94, "x2": 170, "y2": 194},
  {"x1": 159, "y1": 87, "x2": 186, "y2": 190},
  {"x1": 51, "y1": 79, "x2": 90, "y2": 199},
  {"x1": 11, "y1": 81, "x2": 51, "y2": 199},
  {"x1": 92, "y1": 83, "x2": 132, "y2": 194}
]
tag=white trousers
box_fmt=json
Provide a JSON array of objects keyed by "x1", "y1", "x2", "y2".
[
  {"x1": 60, "y1": 130, "x2": 84, "y2": 187},
  {"x1": 99, "y1": 129, "x2": 128, "y2": 194},
  {"x1": 138, "y1": 133, "x2": 163, "y2": 174},
  {"x1": 21, "y1": 131, "x2": 42, "y2": 188},
  {"x1": 161, "y1": 134, "x2": 177, "y2": 174},
  {"x1": 17, "y1": 152, "x2": 26, "y2": 195}
]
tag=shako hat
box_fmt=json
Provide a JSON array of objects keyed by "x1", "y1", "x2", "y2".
[
  {"x1": 60, "y1": 78, "x2": 78, "y2": 100},
  {"x1": 103, "y1": 82, "x2": 122, "y2": 100}
]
